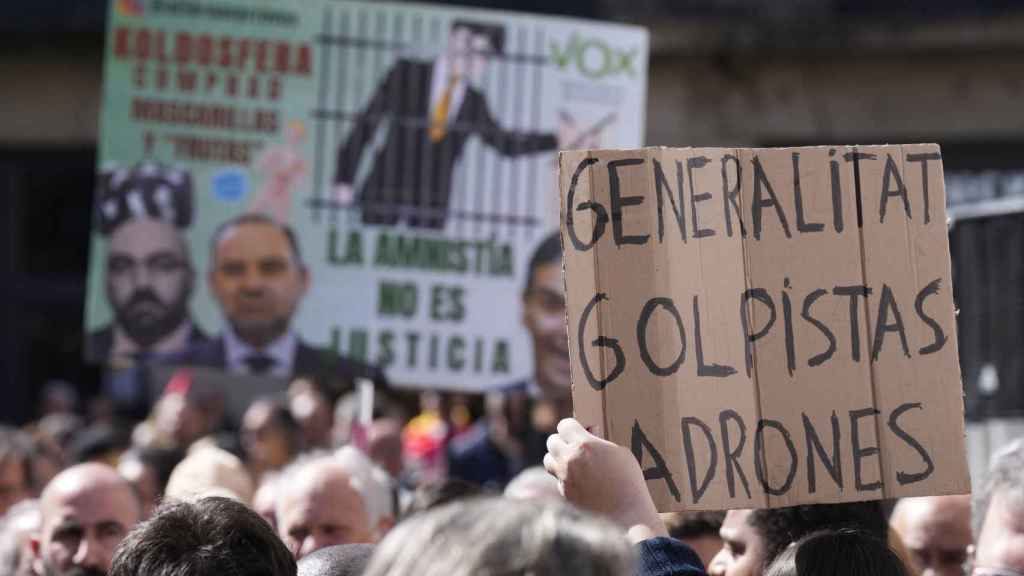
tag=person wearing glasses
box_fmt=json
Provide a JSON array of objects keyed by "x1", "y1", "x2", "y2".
[
  {"x1": 972, "y1": 439, "x2": 1024, "y2": 576},
  {"x1": 87, "y1": 163, "x2": 208, "y2": 366}
]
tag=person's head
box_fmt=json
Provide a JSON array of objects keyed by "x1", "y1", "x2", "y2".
[
  {"x1": 40, "y1": 381, "x2": 79, "y2": 416},
  {"x1": 109, "y1": 496, "x2": 296, "y2": 576},
  {"x1": 68, "y1": 424, "x2": 131, "y2": 467},
  {"x1": 764, "y1": 529, "x2": 908, "y2": 576},
  {"x1": 106, "y1": 218, "x2": 193, "y2": 348},
  {"x1": 0, "y1": 427, "x2": 32, "y2": 516},
  {"x1": 288, "y1": 379, "x2": 333, "y2": 451},
  {"x1": 34, "y1": 413, "x2": 83, "y2": 480},
  {"x1": 404, "y1": 479, "x2": 483, "y2": 518},
  {"x1": 242, "y1": 397, "x2": 301, "y2": 478},
  {"x1": 253, "y1": 473, "x2": 281, "y2": 531},
  {"x1": 446, "y1": 20, "x2": 503, "y2": 81},
  {"x1": 365, "y1": 497, "x2": 632, "y2": 576},
  {"x1": 709, "y1": 501, "x2": 887, "y2": 576},
  {"x1": 891, "y1": 495, "x2": 972, "y2": 576},
  {"x1": 164, "y1": 446, "x2": 254, "y2": 505},
  {"x1": 96, "y1": 163, "x2": 195, "y2": 351},
  {"x1": 504, "y1": 466, "x2": 561, "y2": 502},
  {"x1": 664, "y1": 511, "x2": 726, "y2": 569},
  {"x1": 366, "y1": 418, "x2": 403, "y2": 479},
  {"x1": 0, "y1": 499, "x2": 41, "y2": 576},
  {"x1": 150, "y1": 371, "x2": 217, "y2": 450},
  {"x1": 209, "y1": 213, "x2": 309, "y2": 348},
  {"x1": 116, "y1": 447, "x2": 184, "y2": 520},
  {"x1": 275, "y1": 453, "x2": 379, "y2": 559},
  {"x1": 974, "y1": 439, "x2": 1024, "y2": 574},
  {"x1": 297, "y1": 544, "x2": 374, "y2": 576},
  {"x1": 32, "y1": 463, "x2": 142, "y2": 576},
  {"x1": 522, "y1": 233, "x2": 569, "y2": 399}
]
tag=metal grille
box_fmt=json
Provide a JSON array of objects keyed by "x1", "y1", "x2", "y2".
[
  {"x1": 952, "y1": 211, "x2": 1024, "y2": 421},
  {"x1": 307, "y1": 4, "x2": 552, "y2": 241}
]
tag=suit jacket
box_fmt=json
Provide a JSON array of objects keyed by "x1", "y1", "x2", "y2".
[
  {"x1": 335, "y1": 59, "x2": 558, "y2": 229},
  {"x1": 86, "y1": 321, "x2": 209, "y2": 364},
  {"x1": 174, "y1": 336, "x2": 388, "y2": 397},
  {"x1": 635, "y1": 538, "x2": 707, "y2": 576}
]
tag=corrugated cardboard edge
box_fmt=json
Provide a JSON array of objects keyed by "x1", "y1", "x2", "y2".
[
  {"x1": 559, "y1": 149, "x2": 609, "y2": 439},
  {"x1": 737, "y1": 148, "x2": 772, "y2": 509}
]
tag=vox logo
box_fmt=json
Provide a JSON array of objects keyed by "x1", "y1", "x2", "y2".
[{"x1": 550, "y1": 33, "x2": 639, "y2": 79}]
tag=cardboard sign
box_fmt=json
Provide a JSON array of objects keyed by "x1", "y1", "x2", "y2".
[{"x1": 559, "y1": 145, "x2": 970, "y2": 510}]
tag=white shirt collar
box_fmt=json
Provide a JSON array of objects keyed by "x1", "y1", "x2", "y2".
[
  {"x1": 429, "y1": 56, "x2": 468, "y2": 124},
  {"x1": 222, "y1": 325, "x2": 297, "y2": 378}
]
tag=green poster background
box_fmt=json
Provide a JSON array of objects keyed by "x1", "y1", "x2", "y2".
[{"x1": 88, "y1": 0, "x2": 648, "y2": 390}]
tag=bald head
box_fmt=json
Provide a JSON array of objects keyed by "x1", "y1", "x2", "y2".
[
  {"x1": 277, "y1": 457, "x2": 375, "y2": 560},
  {"x1": 34, "y1": 463, "x2": 141, "y2": 576},
  {"x1": 891, "y1": 495, "x2": 972, "y2": 576}
]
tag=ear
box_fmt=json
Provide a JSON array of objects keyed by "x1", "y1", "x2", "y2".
[{"x1": 299, "y1": 266, "x2": 311, "y2": 296}]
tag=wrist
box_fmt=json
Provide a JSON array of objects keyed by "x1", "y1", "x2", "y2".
[{"x1": 626, "y1": 522, "x2": 668, "y2": 545}]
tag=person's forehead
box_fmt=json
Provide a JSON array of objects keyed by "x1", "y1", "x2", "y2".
[
  {"x1": 898, "y1": 499, "x2": 971, "y2": 541},
  {"x1": 109, "y1": 218, "x2": 184, "y2": 257},
  {"x1": 720, "y1": 509, "x2": 753, "y2": 539},
  {"x1": 284, "y1": 489, "x2": 363, "y2": 526},
  {"x1": 292, "y1": 471, "x2": 363, "y2": 513},
  {"x1": 531, "y1": 262, "x2": 564, "y2": 290},
  {"x1": 47, "y1": 489, "x2": 136, "y2": 529},
  {"x1": 216, "y1": 222, "x2": 293, "y2": 260}
]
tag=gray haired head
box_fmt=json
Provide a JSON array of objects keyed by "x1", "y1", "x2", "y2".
[
  {"x1": 974, "y1": 438, "x2": 1024, "y2": 537},
  {"x1": 364, "y1": 496, "x2": 633, "y2": 576}
]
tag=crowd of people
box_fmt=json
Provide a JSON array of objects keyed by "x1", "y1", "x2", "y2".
[
  {"x1": 0, "y1": 229, "x2": 1020, "y2": 576},
  {"x1": 0, "y1": 376, "x2": 1022, "y2": 576}
]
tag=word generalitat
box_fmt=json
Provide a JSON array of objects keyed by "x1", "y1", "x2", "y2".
[{"x1": 563, "y1": 149, "x2": 942, "y2": 250}]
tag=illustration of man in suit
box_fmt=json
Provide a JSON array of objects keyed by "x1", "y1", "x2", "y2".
[
  {"x1": 87, "y1": 163, "x2": 208, "y2": 366},
  {"x1": 182, "y1": 213, "x2": 383, "y2": 388},
  {"x1": 332, "y1": 19, "x2": 587, "y2": 229}
]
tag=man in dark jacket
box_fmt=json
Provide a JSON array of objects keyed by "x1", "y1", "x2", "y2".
[{"x1": 175, "y1": 213, "x2": 384, "y2": 392}]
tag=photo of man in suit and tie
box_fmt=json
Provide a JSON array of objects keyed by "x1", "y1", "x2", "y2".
[
  {"x1": 179, "y1": 213, "x2": 383, "y2": 388},
  {"x1": 87, "y1": 163, "x2": 209, "y2": 366},
  {"x1": 332, "y1": 19, "x2": 592, "y2": 230}
]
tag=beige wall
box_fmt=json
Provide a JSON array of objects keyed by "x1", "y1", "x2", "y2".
[
  {"x1": 646, "y1": 50, "x2": 1024, "y2": 147},
  {"x1": 0, "y1": 47, "x2": 103, "y2": 145},
  {"x1": 2, "y1": 31, "x2": 1023, "y2": 151}
]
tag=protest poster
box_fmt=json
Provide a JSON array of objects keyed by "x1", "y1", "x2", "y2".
[
  {"x1": 559, "y1": 145, "x2": 970, "y2": 510},
  {"x1": 85, "y1": 0, "x2": 648, "y2": 394}
]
